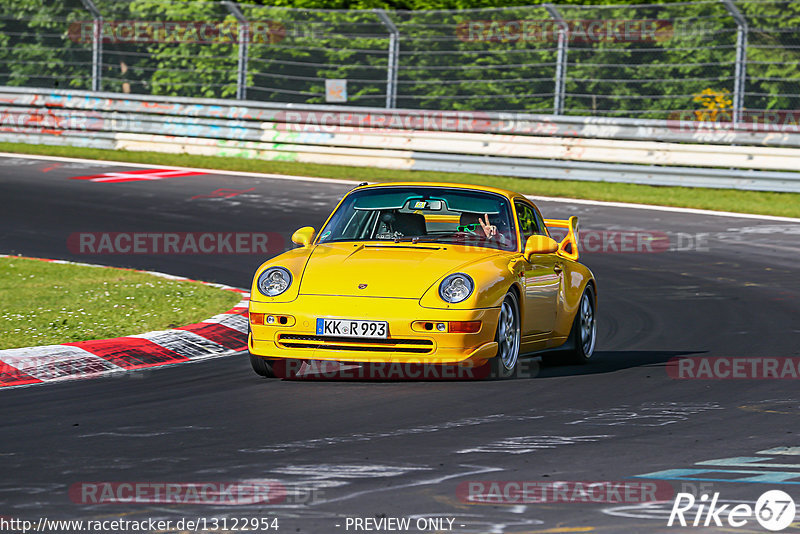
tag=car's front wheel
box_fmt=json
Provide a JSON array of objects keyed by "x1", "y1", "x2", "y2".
[
  {"x1": 491, "y1": 291, "x2": 521, "y2": 379},
  {"x1": 249, "y1": 353, "x2": 277, "y2": 378}
]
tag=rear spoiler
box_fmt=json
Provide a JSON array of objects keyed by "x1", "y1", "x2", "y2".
[{"x1": 544, "y1": 216, "x2": 580, "y2": 261}]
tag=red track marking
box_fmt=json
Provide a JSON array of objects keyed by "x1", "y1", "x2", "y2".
[
  {"x1": 177, "y1": 323, "x2": 247, "y2": 351},
  {"x1": 0, "y1": 361, "x2": 42, "y2": 387},
  {"x1": 65, "y1": 337, "x2": 189, "y2": 369},
  {"x1": 42, "y1": 163, "x2": 62, "y2": 172},
  {"x1": 69, "y1": 169, "x2": 206, "y2": 183},
  {"x1": 190, "y1": 187, "x2": 255, "y2": 200}
]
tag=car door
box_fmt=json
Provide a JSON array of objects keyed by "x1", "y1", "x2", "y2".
[{"x1": 515, "y1": 201, "x2": 561, "y2": 337}]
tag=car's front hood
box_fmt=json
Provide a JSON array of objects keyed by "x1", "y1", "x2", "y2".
[{"x1": 298, "y1": 242, "x2": 504, "y2": 298}]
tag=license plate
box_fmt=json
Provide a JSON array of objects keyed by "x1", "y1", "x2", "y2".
[{"x1": 316, "y1": 318, "x2": 388, "y2": 338}]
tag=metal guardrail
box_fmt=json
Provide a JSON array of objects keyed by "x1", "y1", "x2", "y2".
[
  {"x1": 5, "y1": 88, "x2": 800, "y2": 147},
  {"x1": 1, "y1": 87, "x2": 799, "y2": 193}
]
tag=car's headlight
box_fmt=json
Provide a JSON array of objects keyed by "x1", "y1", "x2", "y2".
[
  {"x1": 439, "y1": 273, "x2": 474, "y2": 304},
  {"x1": 257, "y1": 267, "x2": 292, "y2": 297}
]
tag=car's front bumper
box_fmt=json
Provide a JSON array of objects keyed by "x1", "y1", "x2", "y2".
[{"x1": 249, "y1": 295, "x2": 500, "y2": 365}]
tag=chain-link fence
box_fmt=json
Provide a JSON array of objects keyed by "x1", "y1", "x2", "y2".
[{"x1": 1, "y1": 0, "x2": 798, "y2": 119}]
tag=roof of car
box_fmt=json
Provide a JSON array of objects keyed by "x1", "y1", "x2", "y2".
[{"x1": 353, "y1": 181, "x2": 526, "y2": 201}]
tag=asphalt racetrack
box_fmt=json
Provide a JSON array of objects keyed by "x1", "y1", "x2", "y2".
[{"x1": 1, "y1": 154, "x2": 800, "y2": 533}]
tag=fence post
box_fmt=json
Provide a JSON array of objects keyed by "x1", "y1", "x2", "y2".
[
  {"x1": 721, "y1": 0, "x2": 748, "y2": 124},
  {"x1": 544, "y1": 4, "x2": 568, "y2": 116},
  {"x1": 79, "y1": 0, "x2": 102, "y2": 92},
  {"x1": 223, "y1": 1, "x2": 249, "y2": 100},
  {"x1": 375, "y1": 9, "x2": 399, "y2": 109}
]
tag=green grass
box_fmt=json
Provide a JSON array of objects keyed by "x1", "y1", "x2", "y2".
[
  {"x1": 0, "y1": 256, "x2": 241, "y2": 350},
  {"x1": 2, "y1": 142, "x2": 799, "y2": 218}
]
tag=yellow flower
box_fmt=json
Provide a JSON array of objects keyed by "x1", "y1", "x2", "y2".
[{"x1": 693, "y1": 88, "x2": 733, "y2": 122}]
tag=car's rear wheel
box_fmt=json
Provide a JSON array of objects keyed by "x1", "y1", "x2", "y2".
[
  {"x1": 491, "y1": 291, "x2": 521, "y2": 379},
  {"x1": 567, "y1": 286, "x2": 596, "y2": 364},
  {"x1": 249, "y1": 353, "x2": 277, "y2": 378}
]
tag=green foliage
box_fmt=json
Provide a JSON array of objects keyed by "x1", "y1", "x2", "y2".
[
  {"x1": 738, "y1": 0, "x2": 800, "y2": 111},
  {"x1": 0, "y1": 0, "x2": 93, "y2": 89},
  {"x1": 0, "y1": 0, "x2": 798, "y2": 115},
  {"x1": 0, "y1": 256, "x2": 240, "y2": 349},
  {"x1": 94, "y1": 0, "x2": 240, "y2": 97}
]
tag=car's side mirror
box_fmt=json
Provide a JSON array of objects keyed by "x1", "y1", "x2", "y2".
[
  {"x1": 291, "y1": 226, "x2": 316, "y2": 247},
  {"x1": 524, "y1": 235, "x2": 559, "y2": 260}
]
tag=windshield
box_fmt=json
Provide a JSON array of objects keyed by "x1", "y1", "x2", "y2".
[{"x1": 317, "y1": 186, "x2": 517, "y2": 251}]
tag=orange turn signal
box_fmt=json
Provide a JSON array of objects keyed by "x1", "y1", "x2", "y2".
[
  {"x1": 448, "y1": 321, "x2": 481, "y2": 333},
  {"x1": 250, "y1": 313, "x2": 294, "y2": 326}
]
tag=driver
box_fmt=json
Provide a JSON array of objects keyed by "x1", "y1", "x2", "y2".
[{"x1": 460, "y1": 212, "x2": 509, "y2": 245}]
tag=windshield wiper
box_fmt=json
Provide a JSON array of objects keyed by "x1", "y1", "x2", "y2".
[
  {"x1": 392, "y1": 236, "x2": 425, "y2": 243},
  {"x1": 391, "y1": 233, "x2": 467, "y2": 243}
]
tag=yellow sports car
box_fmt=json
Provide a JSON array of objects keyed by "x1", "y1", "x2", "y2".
[{"x1": 248, "y1": 182, "x2": 596, "y2": 379}]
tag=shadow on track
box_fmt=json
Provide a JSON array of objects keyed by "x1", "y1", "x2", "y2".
[
  {"x1": 536, "y1": 350, "x2": 705, "y2": 378},
  {"x1": 255, "y1": 350, "x2": 704, "y2": 383}
]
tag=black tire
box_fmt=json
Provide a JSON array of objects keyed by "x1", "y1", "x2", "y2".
[
  {"x1": 490, "y1": 291, "x2": 522, "y2": 379},
  {"x1": 249, "y1": 352, "x2": 277, "y2": 378},
  {"x1": 566, "y1": 285, "x2": 597, "y2": 364}
]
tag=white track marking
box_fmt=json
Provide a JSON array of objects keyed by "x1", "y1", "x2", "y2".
[
  {"x1": 239, "y1": 414, "x2": 545, "y2": 454},
  {"x1": 130, "y1": 330, "x2": 230, "y2": 359},
  {"x1": 310, "y1": 465, "x2": 503, "y2": 506},
  {"x1": 202, "y1": 313, "x2": 249, "y2": 333},
  {"x1": 526, "y1": 194, "x2": 800, "y2": 223},
  {"x1": 0, "y1": 152, "x2": 354, "y2": 185},
  {"x1": 456, "y1": 435, "x2": 611, "y2": 454},
  {"x1": 759, "y1": 447, "x2": 800, "y2": 456},
  {"x1": 564, "y1": 402, "x2": 723, "y2": 427},
  {"x1": 271, "y1": 465, "x2": 433, "y2": 479},
  {"x1": 0, "y1": 345, "x2": 124, "y2": 380}
]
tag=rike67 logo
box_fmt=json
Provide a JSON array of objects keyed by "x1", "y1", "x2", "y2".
[{"x1": 668, "y1": 490, "x2": 796, "y2": 531}]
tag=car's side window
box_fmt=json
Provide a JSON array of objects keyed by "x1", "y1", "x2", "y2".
[
  {"x1": 515, "y1": 201, "x2": 543, "y2": 243},
  {"x1": 532, "y1": 206, "x2": 548, "y2": 237}
]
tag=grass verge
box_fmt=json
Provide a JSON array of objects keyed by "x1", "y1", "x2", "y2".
[
  {"x1": 1, "y1": 142, "x2": 799, "y2": 218},
  {"x1": 0, "y1": 256, "x2": 241, "y2": 350}
]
